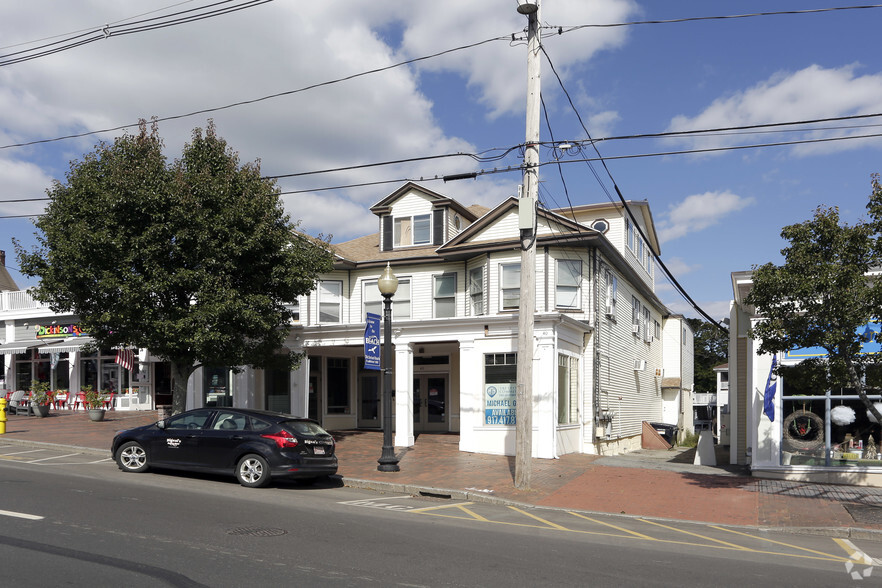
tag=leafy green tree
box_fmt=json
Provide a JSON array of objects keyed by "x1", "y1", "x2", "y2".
[
  {"x1": 687, "y1": 318, "x2": 727, "y2": 392},
  {"x1": 15, "y1": 121, "x2": 334, "y2": 414},
  {"x1": 745, "y1": 176, "x2": 882, "y2": 423}
]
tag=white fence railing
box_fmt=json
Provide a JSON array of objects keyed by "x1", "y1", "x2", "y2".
[{"x1": 0, "y1": 290, "x2": 51, "y2": 312}]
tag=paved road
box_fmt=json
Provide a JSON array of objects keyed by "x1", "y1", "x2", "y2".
[{"x1": 1, "y1": 446, "x2": 879, "y2": 586}]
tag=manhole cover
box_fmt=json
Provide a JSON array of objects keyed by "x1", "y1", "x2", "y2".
[
  {"x1": 844, "y1": 504, "x2": 882, "y2": 526},
  {"x1": 227, "y1": 526, "x2": 288, "y2": 537}
]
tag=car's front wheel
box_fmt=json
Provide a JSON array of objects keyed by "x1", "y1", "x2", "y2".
[
  {"x1": 116, "y1": 441, "x2": 149, "y2": 473},
  {"x1": 236, "y1": 454, "x2": 271, "y2": 488}
]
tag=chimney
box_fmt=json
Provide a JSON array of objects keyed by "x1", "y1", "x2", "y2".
[{"x1": 0, "y1": 250, "x2": 4, "y2": 266}]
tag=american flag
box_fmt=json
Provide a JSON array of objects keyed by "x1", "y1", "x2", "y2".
[{"x1": 116, "y1": 349, "x2": 135, "y2": 371}]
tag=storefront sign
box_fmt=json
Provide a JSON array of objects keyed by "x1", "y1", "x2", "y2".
[
  {"x1": 784, "y1": 322, "x2": 882, "y2": 361},
  {"x1": 364, "y1": 313, "x2": 381, "y2": 371},
  {"x1": 34, "y1": 324, "x2": 87, "y2": 339},
  {"x1": 484, "y1": 383, "x2": 516, "y2": 425}
]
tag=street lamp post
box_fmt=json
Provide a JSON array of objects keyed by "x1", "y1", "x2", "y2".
[{"x1": 377, "y1": 263, "x2": 400, "y2": 472}]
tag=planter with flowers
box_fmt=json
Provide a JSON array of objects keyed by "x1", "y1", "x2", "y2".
[
  {"x1": 84, "y1": 388, "x2": 108, "y2": 422},
  {"x1": 30, "y1": 380, "x2": 54, "y2": 418}
]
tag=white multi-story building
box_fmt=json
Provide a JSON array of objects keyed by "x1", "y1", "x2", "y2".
[{"x1": 1, "y1": 183, "x2": 694, "y2": 457}]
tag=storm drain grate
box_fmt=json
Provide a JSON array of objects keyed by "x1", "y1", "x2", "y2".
[{"x1": 226, "y1": 526, "x2": 288, "y2": 537}]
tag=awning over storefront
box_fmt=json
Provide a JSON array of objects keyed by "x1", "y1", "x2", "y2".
[
  {"x1": 38, "y1": 337, "x2": 96, "y2": 354},
  {"x1": 0, "y1": 339, "x2": 47, "y2": 355}
]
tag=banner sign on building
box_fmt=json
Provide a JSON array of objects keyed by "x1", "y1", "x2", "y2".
[
  {"x1": 484, "y1": 383, "x2": 516, "y2": 425},
  {"x1": 35, "y1": 324, "x2": 87, "y2": 339},
  {"x1": 364, "y1": 312, "x2": 381, "y2": 371},
  {"x1": 784, "y1": 321, "x2": 882, "y2": 361}
]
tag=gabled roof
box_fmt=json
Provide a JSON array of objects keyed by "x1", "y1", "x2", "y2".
[
  {"x1": 558, "y1": 200, "x2": 660, "y2": 255},
  {"x1": 0, "y1": 251, "x2": 19, "y2": 291},
  {"x1": 437, "y1": 197, "x2": 600, "y2": 257},
  {"x1": 369, "y1": 181, "x2": 481, "y2": 222}
]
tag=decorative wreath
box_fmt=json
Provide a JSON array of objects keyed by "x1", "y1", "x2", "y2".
[{"x1": 782, "y1": 409, "x2": 825, "y2": 451}]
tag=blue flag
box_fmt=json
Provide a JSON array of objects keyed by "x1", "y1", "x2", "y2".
[{"x1": 763, "y1": 355, "x2": 778, "y2": 422}]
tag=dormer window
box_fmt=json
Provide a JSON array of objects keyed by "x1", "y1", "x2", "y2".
[{"x1": 394, "y1": 214, "x2": 431, "y2": 247}]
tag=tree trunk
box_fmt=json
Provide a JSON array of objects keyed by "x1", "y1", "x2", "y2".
[
  {"x1": 170, "y1": 361, "x2": 195, "y2": 416},
  {"x1": 846, "y1": 360, "x2": 882, "y2": 424}
]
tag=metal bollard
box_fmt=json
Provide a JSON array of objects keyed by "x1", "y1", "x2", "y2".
[{"x1": 0, "y1": 397, "x2": 6, "y2": 435}]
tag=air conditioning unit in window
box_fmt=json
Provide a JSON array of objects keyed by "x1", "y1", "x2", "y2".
[
  {"x1": 633, "y1": 359, "x2": 646, "y2": 371},
  {"x1": 631, "y1": 323, "x2": 640, "y2": 335}
]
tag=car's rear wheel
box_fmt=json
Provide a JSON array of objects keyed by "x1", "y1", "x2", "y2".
[
  {"x1": 236, "y1": 454, "x2": 271, "y2": 488},
  {"x1": 116, "y1": 441, "x2": 149, "y2": 473}
]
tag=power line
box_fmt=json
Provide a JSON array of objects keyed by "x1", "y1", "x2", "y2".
[
  {"x1": 540, "y1": 44, "x2": 727, "y2": 331},
  {"x1": 0, "y1": 34, "x2": 509, "y2": 152},
  {"x1": 0, "y1": 1, "x2": 274, "y2": 67},
  {"x1": 553, "y1": 4, "x2": 882, "y2": 33},
  {"x1": 2, "y1": 125, "x2": 881, "y2": 210}
]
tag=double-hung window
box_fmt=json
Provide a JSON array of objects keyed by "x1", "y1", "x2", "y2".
[
  {"x1": 556, "y1": 259, "x2": 581, "y2": 309},
  {"x1": 394, "y1": 214, "x2": 431, "y2": 247},
  {"x1": 468, "y1": 266, "x2": 484, "y2": 315},
  {"x1": 605, "y1": 270, "x2": 617, "y2": 318},
  {"x1": 500, "y1": 263, "x2": 520, "y2": 311},
  {"x1": 558, "y1": 355, "x2": 579, "y2": 425},
  {"x1": 363, "y1": 278, "x2": 411, "y2": 319},
  {"x1": 319, "y1": 280, "x2": 342, "y2": 323},
  {"x1": 632, "y1": 296, "x2": 641, "y2": 335},
  {"x1": 434, "y1": 274, "x2": 456, "y2": 318}
]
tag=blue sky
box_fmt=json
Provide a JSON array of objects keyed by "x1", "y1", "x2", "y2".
[{"x1": 2, "y1": 1, "x2": 881, "y2": 322}]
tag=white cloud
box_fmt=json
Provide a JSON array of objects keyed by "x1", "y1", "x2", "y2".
[
  {"x1": 0, "y1": 1, "x2": 641, "y2": 246},
  {"x1": 657, "y1": 191, "x2": 755, "y2": 242},
  {"x1": 668, "y1": 64, "x2": 882, "y2": 156}
]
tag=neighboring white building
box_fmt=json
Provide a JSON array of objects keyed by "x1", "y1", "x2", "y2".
[
  {"x1": 1, "y1": 184, "x2": 695, "y2": 458},
  {"x1": 730, "y1": 271, "x2": 882, "y2": 486}
]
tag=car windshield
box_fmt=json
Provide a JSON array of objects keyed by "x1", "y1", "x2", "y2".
[{"x1": 283, "y1": 420, "x2": 331, "y2": 436}]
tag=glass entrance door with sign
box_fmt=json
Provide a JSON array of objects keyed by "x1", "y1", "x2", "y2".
[
  {"x1": 358, "y1": 372, "x2": 380, "y2": 428},
  {"x1": 413, "y1": 375, "x2": 447, "y2": 432}
]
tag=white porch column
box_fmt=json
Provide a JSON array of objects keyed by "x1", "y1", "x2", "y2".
[
  {"x1": 394, "y1": 341, "x2": 414, "y2": 447},
  {"x1": 289, "y1": 359, "x2": 308, "y2": 418},
  {"x1": 533, "y1": 325, "x2": 556, "y2": 459},
  {"x1": 457, "y1": 338, "x2": 478, "y2": 452}
]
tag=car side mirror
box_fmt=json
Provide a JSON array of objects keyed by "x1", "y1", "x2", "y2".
[{"x1": 157, "y1": 420, "x2": 166, "y2": 430}]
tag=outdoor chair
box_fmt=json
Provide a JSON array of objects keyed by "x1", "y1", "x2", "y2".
[
  {"x1": 102, "y1": 392, "x2": 115, "y2": 410},
  {"x1": 7, "y1": 390, "x2": 32, "y2": 416}
]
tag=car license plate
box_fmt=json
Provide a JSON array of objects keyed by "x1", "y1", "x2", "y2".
[{"x1": 314, "y1": 446, "x2": 325, "y2": 455}]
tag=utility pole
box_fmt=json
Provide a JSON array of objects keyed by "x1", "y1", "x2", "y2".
[{"x1": 515, "y1": 0, "x2": 540, "y2": 490}]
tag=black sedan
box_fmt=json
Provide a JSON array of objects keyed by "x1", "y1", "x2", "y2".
[{"x1": 111, "y1": 408, "x2": 337, "y2": 488}]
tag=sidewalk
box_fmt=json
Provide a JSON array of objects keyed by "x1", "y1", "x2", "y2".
[{"x1": 3, "y1": 409, "x2": 882, "y2": 537}]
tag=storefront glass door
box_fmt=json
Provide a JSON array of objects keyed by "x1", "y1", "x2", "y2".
[
  {"x1": 358, "y1": 373, "x2": 380, "y2": 428},
  {"x1": 413, "y1": 374, "x2": 447, "y2": 432}
]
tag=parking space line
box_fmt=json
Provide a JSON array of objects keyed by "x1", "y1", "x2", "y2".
[
  {"x1": 0, "y1": 449, "x2": 46, "y2": 456},
  {"x1": 507, "y1": 506, "x2": 571, "y2": 531},
  {"x1": 638, "y1": 518, "x2": 752, "y2": 551},
  {"x1": 27, "y1": 453, "x2": 82, "y2": 463},
  {"x1": 714, "y1": 526, "x2": 849, "y2": 562},
  {"x1": 568, "y1": 512, "x2": 656, "y2": 540},
  {"x1": 0, "y1": 509, "x2": 43, "y2": 521}
]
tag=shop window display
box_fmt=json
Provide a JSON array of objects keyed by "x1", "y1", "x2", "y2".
[{"x1": 781, "y1": 362, "x2": 882, "y2": 466}]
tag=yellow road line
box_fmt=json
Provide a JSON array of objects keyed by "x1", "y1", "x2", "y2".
[
  {"x1": 834, "y1": 538, "x2": 879, "y2": 566},
  {"x1": 568, "y1": 512, "x2": 656, "y2": 540},
  {"x1": 639, "y1": 518, "x2": 751, "y2": 550},
  {"x1": 507, "y1": 506, "x2": 571, "y2": 530},
  {"x1": 715, "y1": 526, "x2": 849, "y2": 561}
]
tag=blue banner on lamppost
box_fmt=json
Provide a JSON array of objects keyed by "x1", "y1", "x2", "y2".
[{"x1": 364, "y1": 312, "x2": 381, "y2": 371}]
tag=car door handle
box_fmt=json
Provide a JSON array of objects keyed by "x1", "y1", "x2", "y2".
[{"x1": 230, "y1": 435, "x2": 243, "y2": 440}]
